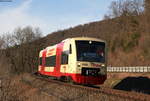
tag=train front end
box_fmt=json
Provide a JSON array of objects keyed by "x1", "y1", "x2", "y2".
[{"x1": 71, "y1": 37, "x2": 107, "y2": 85}]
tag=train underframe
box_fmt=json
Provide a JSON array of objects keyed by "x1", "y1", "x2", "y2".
[{"x1": 38, "y1": 71, "x2": 107, "y2": 85}]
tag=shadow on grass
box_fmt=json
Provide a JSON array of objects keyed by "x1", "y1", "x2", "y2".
[{"x1": 113, "y1": 76, "x2": 150, "y2": 94}]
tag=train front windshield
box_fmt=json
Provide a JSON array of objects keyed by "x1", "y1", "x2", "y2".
[{"x1": 76, "y1": 40, "x2": 105, "y2": 63}]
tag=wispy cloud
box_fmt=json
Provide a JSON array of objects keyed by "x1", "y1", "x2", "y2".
[
  {"x1": 0, "y1": 0, "x2": 47, "y2": 35},
  {"x1": 0, "y1": 0, "x2": 110, "y2": 36}
]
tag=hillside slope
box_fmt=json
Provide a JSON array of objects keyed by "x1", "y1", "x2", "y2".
[
  {"x1": 2, "y1": 14, "x2": 150, "y2": 74},
  {"x1": 44, "y1": 15, "x2": 150, "y2": 66}
]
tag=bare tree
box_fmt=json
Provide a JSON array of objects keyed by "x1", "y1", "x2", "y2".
[
  {"x1": 104, "y1": 0, "x2": 144, "y2": 19},
  {"x1": 0, "y1": 26, "x2": 43, "y2": 74},
  {"x1": 144, "y1": 0, "x2": 150, "y2": 14},
  {"x1": 0, "y1": 36, "x2": 5, "y2": 49},
  {"x1": 0, "y1": 33, "x2": 15, "y2": 49},
  {"x1": 9, "y1": 26, "x2": 43, "y2": 73},
  {"x1": 0, "y1": 26, "x2": 42, "y2": 48},
  {"x1": 13, "y1": 26, "x2": 42, "y2": 45}
]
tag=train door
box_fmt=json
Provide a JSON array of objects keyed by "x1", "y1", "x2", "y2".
[
  {"x1": 58, "y1": 39, "x2": 72, "y2": 75},
  {"x1": 54, "y1": 42, "x2": 64, "y2": 76},
  {"x1": 68, "y1": 40, "x2": 77, "y2": 74},
  {"x1": 41, "y1": 49, "x2": 47, "y2": 74}
]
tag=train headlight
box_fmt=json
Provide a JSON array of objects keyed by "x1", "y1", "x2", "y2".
[
  {"x1": 77, "y1": 62, "x2": 81, "y2": 67},
  {"x1": 101, "y1": 64, "x2": 105, "y2": 67}
]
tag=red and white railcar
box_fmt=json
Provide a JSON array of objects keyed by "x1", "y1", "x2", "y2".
[{"x1": 38, "y1": 37, "x2": 107, "y2": 85}]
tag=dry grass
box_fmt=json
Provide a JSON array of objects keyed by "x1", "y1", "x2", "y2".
[
  {"x1": 0, "y1": 74, "x2": 53, "y2": 101},
  {"x1": 21, "y1": 73, "x2": 137, "y2": 101},
  {"x1": 102, "y1": 78, "x2": 122, "y2": 88},
  {"x1": 1, "y1": 73, "x2": 149, "y2": 101}
]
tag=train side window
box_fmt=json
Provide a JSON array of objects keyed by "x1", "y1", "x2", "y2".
[
  {"x1": 69, "y1": 44, "x2": 72, "y2": 54},
  {"x1": 45, "y1": 56, "x2": 56, "y2": 67},
  {"x1": 39, "y1": 57, "x2": 42, "y2": 65},
  {"x1": 61, "y1": 51, "x2": 68, "y2": 64}
]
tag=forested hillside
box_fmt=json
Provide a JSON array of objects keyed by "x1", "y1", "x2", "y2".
[
  {"x1": 0, "y1": 0, "x2": 150, "y2": 74},
  {"x1": 45, "y1": 15, "x2": 150, "y2": 66}
]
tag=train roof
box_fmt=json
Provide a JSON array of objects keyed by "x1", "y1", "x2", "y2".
[
  {"x1": 62, "y1": 37, "x2": 105, "y2": 43},
  {"x1": 40, "y1": 37, "x2": 105, "y2": 53}
]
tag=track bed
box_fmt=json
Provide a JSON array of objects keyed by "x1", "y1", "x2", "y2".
[{"x1": 22, "y1": 73, "x2": 150, "y2": 101}]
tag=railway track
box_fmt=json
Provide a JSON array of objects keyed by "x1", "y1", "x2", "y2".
[{"x1": 22, "y1": 73, "x2": 150, "y2": 101}]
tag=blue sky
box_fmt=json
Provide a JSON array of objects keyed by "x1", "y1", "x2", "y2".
[{"x1": 0, "y1": 0, "x2": 114, "y2": 36}]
